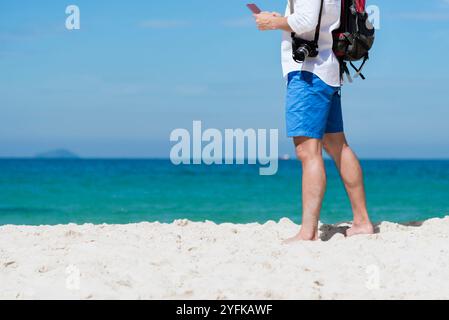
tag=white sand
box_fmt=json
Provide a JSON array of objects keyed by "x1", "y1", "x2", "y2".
[{"x1": 1, "y1": 216, "x2": 449, "y2": 300}]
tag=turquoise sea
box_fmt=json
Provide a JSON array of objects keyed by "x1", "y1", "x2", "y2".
[{"x1": 0, "y1": 159, "x2": 448, "y2": 226}]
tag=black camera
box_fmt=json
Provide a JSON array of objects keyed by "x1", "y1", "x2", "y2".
[{"x1": 291, "y1": 34, "x2": 319, "y2": 63}]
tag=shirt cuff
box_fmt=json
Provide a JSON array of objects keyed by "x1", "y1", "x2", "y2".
[{"x1": 287, "y1": 15, "x2": 298, "y2": 34}]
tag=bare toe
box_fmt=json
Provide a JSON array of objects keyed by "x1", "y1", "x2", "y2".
[
  {"x1": 283, "y1": 232, "x2": 318, "y2": 244},
  {"x1": 346, "y1": 223, "x2": 374, "y2": 237}
]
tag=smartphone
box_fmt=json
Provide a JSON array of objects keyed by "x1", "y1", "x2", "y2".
[{"x1": 246, "y1": 3, "x2": 262, "y2": 14}]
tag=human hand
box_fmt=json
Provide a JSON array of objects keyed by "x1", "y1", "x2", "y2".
[{"x1": 254, "y1": 12, "x2": 281, "y2": 31}]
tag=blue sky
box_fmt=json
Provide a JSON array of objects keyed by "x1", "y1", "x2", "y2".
[{"x1": 1, "y1": 0, "x2": 449, "y2": 158}]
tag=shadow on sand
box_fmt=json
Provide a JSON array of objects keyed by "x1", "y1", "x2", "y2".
[{"x1": 319, "y1": 220, "x2": 424, "y2": 242}]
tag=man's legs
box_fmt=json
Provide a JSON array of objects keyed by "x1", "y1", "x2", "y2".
[
  {"x1": 284, "y1": 137, "x2": 326, "y2": 242},
  {"x1": 323, "y1": 133, "x2": 374, "y2": 236}
]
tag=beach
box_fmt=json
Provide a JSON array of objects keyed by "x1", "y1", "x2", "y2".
[{"x1": 1, "y1": 216, "x2": 449, "y2": 300}]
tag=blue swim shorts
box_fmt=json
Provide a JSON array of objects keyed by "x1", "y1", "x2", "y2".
[{"x1": 286, "y1": 71, "x2": 343, "y2": 139}]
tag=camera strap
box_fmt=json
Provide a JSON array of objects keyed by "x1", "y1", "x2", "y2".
[{"x1": 289, "y1": 0, "x2": 324, "y2": 45}]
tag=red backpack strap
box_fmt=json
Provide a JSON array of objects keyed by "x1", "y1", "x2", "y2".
[{"x1": 355, "y1": 0, "x2": 366, "y2": 13}]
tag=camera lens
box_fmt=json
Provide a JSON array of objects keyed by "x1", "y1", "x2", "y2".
[{"x1": 296, "y1": 46, "x2": 309, "y2": 62}]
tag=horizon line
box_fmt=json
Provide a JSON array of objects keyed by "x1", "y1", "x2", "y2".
[{"x1": 1, "y1": 157, "x2": 449, "y2": 161}]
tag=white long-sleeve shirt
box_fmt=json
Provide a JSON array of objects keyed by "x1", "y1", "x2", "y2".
[{"x1": 281, "y1": 0, "x2": 341, "y2": 87}]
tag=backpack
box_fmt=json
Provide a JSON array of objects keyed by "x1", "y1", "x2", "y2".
[{"x1": 332, "y1": 0, "x2": 375, "y2": 82}]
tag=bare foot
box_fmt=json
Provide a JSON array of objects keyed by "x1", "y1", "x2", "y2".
[
  {"x1": 346, "y1": 222, "x2": 374, "y2": 237},
  {"x1": 283, "y1": 231, "x2": 319, "y2": 244}
]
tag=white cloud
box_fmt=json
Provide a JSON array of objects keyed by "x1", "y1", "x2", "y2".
[
  {"x1": 396, "y1": 12, "x2": 449, "y2": 21},
  {"x1": 221, "y1": 17, "x2": 254, "y2": 28},
  {"x1": 396, "y1": 0, "x2": 449, "y2": 21},
  {"x1": 174, "y1": 84, "x2": 209, "y2": 97},
  {"x1": 140, "y1": 17, "x2": 256, "y2": 30},
  {"x1": 438, "y1": 0, "x2": 449, "y2": 8},
  {"x1": 139, "y1": 19, "x2": 190, "y2": 29}
]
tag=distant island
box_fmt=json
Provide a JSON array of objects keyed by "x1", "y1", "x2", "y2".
[{"x1": 35, "y1": 149, "x2": 79, "y2": 159}]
